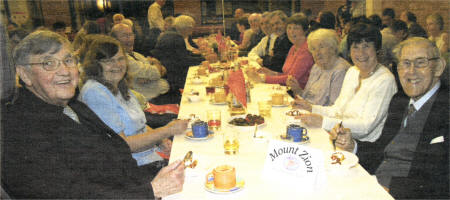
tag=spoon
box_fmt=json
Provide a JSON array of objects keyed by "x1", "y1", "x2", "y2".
[
  {"x1": 253, "y1": 124, "x2": 264, "y2": 139},
  {"x1": 183, "y1": 151, "x2": 198, "y2": 169},
  {"x1": 331, "y1": 122, "x2": 343, "y2": 152}
]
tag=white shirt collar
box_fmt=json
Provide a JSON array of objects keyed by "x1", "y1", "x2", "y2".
[
  {"x1": 270, "y1": 33, "x2": 277, "y2": 39},
  {"x1": 409, "y1": 81, "x2": 440, "y2": 111}
]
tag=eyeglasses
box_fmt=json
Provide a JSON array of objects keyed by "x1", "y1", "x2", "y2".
[
  {"x1": 26, "y1": 56, "x2": 78, "y2": 71},
  {"x1": 398, "y1": 57, "x2": 439, "y2": 69},
  {"x1": 99, "y1": 56, "x2": 127, "y2": 66}
]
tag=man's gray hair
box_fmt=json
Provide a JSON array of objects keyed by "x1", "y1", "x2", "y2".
[
  {"x1": 110, "y1": 23, "x2": 131, "y2": 39},
  {"x1": 174, "y1": 15, "x2": 195, "y2": 33},
  {"x1": 271, "y1": 10, "x2": 288, "y2": 22},
  {"x1": 393, "y1": 37, "x2": 440, "y2": 61},
  {"x1": 262, "y1": 11, "x2": 271, "y2": 19},
  {"x1": 13, "y1": 30, "x2": 70, "y2": 67}
]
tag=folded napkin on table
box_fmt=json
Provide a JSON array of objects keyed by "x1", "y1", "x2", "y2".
[
  {"x1": 144, "y1": 103, "x2": 179, "y2": 115},
  {"x1": 226, "y1": 69, "x2": 247, "y2": 107}
]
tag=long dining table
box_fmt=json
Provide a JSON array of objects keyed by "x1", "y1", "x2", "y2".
[{"x1": 165, "y1": 61, "x2": 394, "y2": 200}]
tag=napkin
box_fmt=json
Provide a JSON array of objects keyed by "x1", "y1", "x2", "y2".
[
  {"x1": 216, "y1": 30, "x2": 226, "y2": 52},
  {"x1": 226, "y1": 69, "x2": 247, "y2": 107},
  {"x1": 144, "y1": 103, "x2": 179, "y2": 114}
]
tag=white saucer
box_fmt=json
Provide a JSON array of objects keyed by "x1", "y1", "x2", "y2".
[
  {"x1": 325, "y1": 151, "x2": 359, "y2": 170},
  {"x1": 210, "y1": 101, "x2": 227, "y2": 105},
  {"x1": 272, "y1": 103, "x2": 290, "y2": 107}
]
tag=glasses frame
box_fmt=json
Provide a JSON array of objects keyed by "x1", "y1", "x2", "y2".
[
  {"x1": 398, "y1": 57, "x2": 439, "y2": 70},
  {"x1": 25, "y1": 56, "x2": 79, "y2": 71}
]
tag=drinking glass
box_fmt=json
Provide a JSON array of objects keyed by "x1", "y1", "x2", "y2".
[
  {"x1": 258, "y1": 101, "x2": 272, "y2": 118},
  {"x1": 223, "y1": 129, "x2": 239, "y2": 155},
  {"x1": 205, "y1": 86, "x2": 215, "y2": 98},
  {"x1": 207, "y1": 110, "x2": 221, "y2": 131}
]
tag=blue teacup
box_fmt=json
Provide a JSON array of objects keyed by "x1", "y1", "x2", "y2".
[
  {"x1": 287, "y1": 125, "x2": 307, "y2": 142},
  {"x1": 192, "y1": 121, "x2": 209, "y2": 138}
]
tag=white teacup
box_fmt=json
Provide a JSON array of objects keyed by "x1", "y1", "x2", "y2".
[{"x1": 188, "y1": 95, "x2": 201, "y2": 102}]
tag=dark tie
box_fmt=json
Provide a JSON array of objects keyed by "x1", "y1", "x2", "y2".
[
  {"x1": 265, "y1": 36, "x2": 271, "y2": 55},
  {"x1": 403, "y1": 103, "x2": 417, "y2": 127}
]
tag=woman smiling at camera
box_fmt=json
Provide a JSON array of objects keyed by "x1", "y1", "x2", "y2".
[
  {"x1": 246, "y1": 13, "x2": 313, "y2": 87},
  {"x1": 286, "y1": 28, "x2": 350, "y2": 106},
  {"x1": 294, "y1": 23, "x2": 397, "y2": 142},
  {"x1": 78, "y1": 35, "x2": 187, "y2": 166}
]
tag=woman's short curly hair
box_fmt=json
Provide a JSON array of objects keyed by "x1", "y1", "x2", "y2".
[{"x1": 347, "y1": 23, "x2": 382, "y2": 52}]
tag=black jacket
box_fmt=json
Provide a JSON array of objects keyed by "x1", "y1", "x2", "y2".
[
  {"x1": 262, "y1": 33, "x2": 292, "y2": 73},
  {"x1": 357, "y1": 85, "x2": 449, "y2": 199},
  {"x1": 2, "y1": 88, "x2": 156, "y2": 198}
]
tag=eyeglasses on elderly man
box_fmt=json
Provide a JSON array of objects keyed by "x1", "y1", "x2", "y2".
[
  {"x1": 4, "y1": 30, "x2": 186, "y2": 199},
  {"x1": 21, "y1": 56, "x2": 79, "y2": 71}
]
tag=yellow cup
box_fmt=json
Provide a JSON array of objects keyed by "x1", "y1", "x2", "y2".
[
  {"x1": 271, "y1": 93, "x2": 288, "y2": 105},
  {"x1": 258, "y1": 101, "x2": 272, "y2": 118},
  {"x1": 206, "y1": 165, "x2": 236, "y2": 189}
]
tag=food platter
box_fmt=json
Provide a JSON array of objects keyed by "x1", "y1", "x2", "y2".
[{"x1": 227, "y1": 114, "x2": 266, "y2": 131}]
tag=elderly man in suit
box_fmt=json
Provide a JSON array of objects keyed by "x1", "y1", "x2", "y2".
[
  {"x1": 331, "y1": 37, "x2": 448, "y2": 199},
  {"x1": 2, "y1": 30, "x2": 186, "y2": 198}
]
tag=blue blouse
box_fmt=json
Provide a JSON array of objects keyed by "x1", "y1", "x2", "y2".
[{"x1": 79, "y1": 80, "x2": 161, "y2": 166}]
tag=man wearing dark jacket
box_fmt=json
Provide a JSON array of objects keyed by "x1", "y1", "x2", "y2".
[
  {"x1": 331, "y1": 37, "x2": 448, "y2": 199},
  {"x1": 262, "y1": 10, "x2": 292, "y2": 73},
  {"x1": 2, "y1": 30, "x2": 185, "y2": 199}
]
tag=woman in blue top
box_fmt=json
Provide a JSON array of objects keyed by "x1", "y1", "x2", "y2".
[{"x1": 79, "y1": 35, "x2": 188, "y2": 166}]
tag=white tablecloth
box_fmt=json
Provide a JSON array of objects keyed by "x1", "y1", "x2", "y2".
[{"x1": 165, "y1": 66, "x2": 393, "y2": 200}]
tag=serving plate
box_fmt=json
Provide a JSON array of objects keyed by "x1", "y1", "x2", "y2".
[{"x1": 227, "y1": 114, "x2": 266, "y2": 132}]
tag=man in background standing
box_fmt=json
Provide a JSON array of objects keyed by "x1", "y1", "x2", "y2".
[{"x1": 148, "y1": 0, "x2": 166, "y2": 31}]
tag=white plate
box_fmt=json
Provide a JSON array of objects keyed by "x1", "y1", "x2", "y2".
[
  {"x1": 325, "y1": 151, "x2": 359, "y2": 170},
  {"x1": 210, "y1": 100, "x2": 228, "y2": 105},
  {"x1": 184, "y1": 131, "x2": 214, "y2": 141},
  {"x1": 227, "y1": 115, "x2": 266, "y2": 131},
  {"x1": 272, "y1": 103, "x2": 290, "y2": 107},
  {"x1": 187, "y1": 95, "x2": 202, "y2": 102},
  {"x1": 191, "y1": 79, "x2": 204, "y2": 84},
  {"x1": 204, "y1": 176, "x2": 245, "y2": 194}
]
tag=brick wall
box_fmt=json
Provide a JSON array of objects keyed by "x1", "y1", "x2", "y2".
[{"x1": 300, "y1": 0, "x2": 346, "y2": 17}]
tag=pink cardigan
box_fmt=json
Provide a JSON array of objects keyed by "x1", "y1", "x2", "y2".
[{"x1": 265, "y1": 41, "x2": 314, "y2": 88}]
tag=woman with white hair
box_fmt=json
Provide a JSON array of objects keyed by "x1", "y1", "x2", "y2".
[
  {"x1": 174, "y1": 15, "x2": 200, "y2": 54},
  {"x1": 287, "y1": 28, "x2": 350, "y2": 106}
]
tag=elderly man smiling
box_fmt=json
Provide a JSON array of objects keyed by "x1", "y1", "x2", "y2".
[
  {"x1": 331, "y1": 37, "x2": 448, "y2": 199},
  {"x1": 111, "y1": 23, "x2": 169, "y2": 100},
  {"x1": 2, "y1": 30, "x2": 185, "y2": 198}
]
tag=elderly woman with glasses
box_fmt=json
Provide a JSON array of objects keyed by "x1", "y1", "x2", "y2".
[
  {"x1": 78, "y1": 35, "x2": 188, "y2": 166},
  {"x1": 287, "y1": 28, "x2": 350, "y2": 106},
  {"x1": 294, "y1": 23, "x2": 397, "y2": 143}
]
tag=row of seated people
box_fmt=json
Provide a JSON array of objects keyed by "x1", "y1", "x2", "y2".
[{"x1": 1, "y1": 8, "x2": 448, "y2": 199}]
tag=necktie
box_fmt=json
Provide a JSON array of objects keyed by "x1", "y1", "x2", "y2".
[
  {"x1": 403, "y1": 103, "x2": 416, "y2": 127},
  {"x1": 63, "y1": 106, "x2": 80, "y2": 124},
  {"x1": 265, "y1": 36, "x2": 271, "y2": 55}
]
